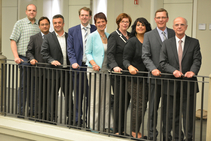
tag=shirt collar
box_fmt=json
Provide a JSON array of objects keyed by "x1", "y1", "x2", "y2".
[
  {"x1": 26, "y1": 17, "x2": 38, "y2": 24},
  {"x1": 175, "y1": 35, "x2": 186, "y2": 43},
  {"x1": 157, "y1": 27, "x2": 167, "y2": 36},
  {"x1": 81, "y1": 24, "x2": 91, "y2": 29},
  {"x1": 55, "y1": 31, "x2": 65, "y2": 37}
]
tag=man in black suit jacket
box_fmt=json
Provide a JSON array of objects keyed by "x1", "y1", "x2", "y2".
[
  {"x1": 41, "y1": 14, "x2": 72, "y2": 123},
  {"x1": 26, "y1": 16, "x2": 50, "y2": 119},
  {"x1": 142, "y1": 8, "x2": 175, "y2": 140},
  {"x1": 160, "y1": 17, "x2": 202, "y2": 141}
]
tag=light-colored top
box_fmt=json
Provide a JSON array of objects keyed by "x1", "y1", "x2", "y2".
[
  {"x1": 157, "y1": 27, "x2": 168, "y2": 42},
  {"x1": 175, "y1": 35, "x2": 186, "y2": 52},
  {"x1": 85, "y1": 30, "x2": 109, "y2": 68},
  {"x1": 101, "y1": 43, "x2": 108, "y2": 70},
  {"x1": 10, "y1": 17, "x2": 40, "y2": 56},
  {"x1": 56, "y1": 32, "x2": 67, "y2": 68},
  {"x1": 81, "y1": 24, "x2": 91, "y2": 62}
]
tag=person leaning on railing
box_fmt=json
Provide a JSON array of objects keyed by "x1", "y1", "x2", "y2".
[
  {"x1": 85, "y1": 12, "x2": 113, "y2": 132},
  {"x1": 107, "y1": 13, "x2": 132, "y2": 136},
  {"x1": 123, "y1": 17, "x2": 152, "y2": 139}
]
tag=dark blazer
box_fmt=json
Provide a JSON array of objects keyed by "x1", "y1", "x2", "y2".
[
  {"x1": 26, "y1": 32, "x2": 45, "y2": 63},
  {"x1": 123, "y1": 36, "x2": 147, "y2": 73},
  {"x1": 67, "y1": 24, "x2": 96, "y2": 66},
  {"x1": 107, "y1": 29, "x2": 130, "y2": 70},
  {"x1": 160, "y1": 35, "x2": 202, "y2": 95},
  {"x1": 41, "y1": 31, "x2": 70, "y2": 68}
]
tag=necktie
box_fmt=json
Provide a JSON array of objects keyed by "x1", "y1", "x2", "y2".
[
  {"x1": 83, "y1": 27, "x2": 88, "y2": 44},
  {"x1": 178, "y1": 40, "x2": 183, "y2": 72},
  {"x1": 162, "y1": 31, "x2": 167, "y2": 41}
]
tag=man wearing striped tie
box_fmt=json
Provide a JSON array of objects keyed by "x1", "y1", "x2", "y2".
[{"x1": 67, "y1": 7, "x2": 97, "y2": 127}]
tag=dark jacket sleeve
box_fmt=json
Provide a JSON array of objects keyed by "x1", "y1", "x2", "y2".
[
  {"x1": 123, "y1": 39, "x2": 135, "y2": 69},
  {"x1": 107, "y1": 33, "x2": 118, "y2": 69},
  {"x1": 26, "y1": 35, "x2": 35, "y2": 61}
]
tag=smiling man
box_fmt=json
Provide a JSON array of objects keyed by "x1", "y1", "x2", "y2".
[
  {"x1": 160, "y1": 17, "x2": 202, "y2": 141},
  {"x1": 67, "y1": 7, "x2": 96, "y2": 126},
  {"x1": 142, "y1": 8, "x2": 175, "y2": 140},
  {"x1": 41, "y1": 14, "x2": 72, "y2": 123},
  {"x1": 10, "y1": 4, "x2": 40, "y2": 117}
]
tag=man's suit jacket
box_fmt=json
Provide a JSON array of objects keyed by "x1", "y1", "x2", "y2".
[
  {"x1": 142, "y1": 27, "x2": 175, "y2": 84},
  {"x1": 26, "y1": 32, "x2": 44, "y2": 63},
  {"x1": 67, "y1": 24, "x2": 96, "y2": 66},
  {"x1": 160, "y1": 35, "x2": 202, "y2": 95},
  {"x1": 41, "y1": 31, "x2": 70, "y2": 68}
]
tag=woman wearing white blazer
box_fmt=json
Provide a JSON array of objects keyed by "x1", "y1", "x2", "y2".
[{"x1": 86, "y1": 12, "x2": 113, "y2": 132}]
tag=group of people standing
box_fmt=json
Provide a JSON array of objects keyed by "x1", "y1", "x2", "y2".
[{"x1": 10, "y1": 3, "x2": 201, "y2": 141}]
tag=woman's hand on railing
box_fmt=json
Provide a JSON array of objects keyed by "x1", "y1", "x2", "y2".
[
  {"x1": 93, "y1": 64, "x2": 100, "y2": 71},
  {"x1": 128, "y1": 65, "x2": 138, "y2": 75}
]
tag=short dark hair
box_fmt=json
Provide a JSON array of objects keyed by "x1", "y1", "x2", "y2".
[
  {"x1": 53, "y1": 14, "x2": 64, "y2": 23},
  {"x1": 26, "y1": 4, "x2": 37, "y2": 11},
  {"x1": 79, "y1": 7, "x2": 92, "y2": 16},
  {"x1": 155, "y1": 8, "x2": 168, "y2": 18},
  {"x1": 116, "y1": 13, "x2": 132, "y2": 29},
  {"x1": 38, "y1": 16, "x2": 50, "y2": 25},
  {"x1": 130, "y1": 17, "x2": 152, "y2": 38},
  {"x1": 94, "y1": 12, "x2": 107, "y2": 24}
]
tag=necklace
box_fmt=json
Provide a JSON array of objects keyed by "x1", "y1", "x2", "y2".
[
  {"x1": 123, "y1": 33, "x2": 128, "y2": 37},
  {"x1": 100, "y1": 34, "x2": 107, "y2": 40}
]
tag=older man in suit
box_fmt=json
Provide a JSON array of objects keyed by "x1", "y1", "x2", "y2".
[
  {"x1": 142, "y1": 8, "x2": 175, "y2": 140},
  {"x1": 41, "y1": 14, "x2": 72, "y2": 123},
  {"x1": 26, "y1": 16, "x2": 50, "y2": 119},
  {"x1": 160, "y1": 17, "x2": 201, "y2": 141},
  {"x1": 67, "y1": 7, "x2": 96, "y2": 126}
]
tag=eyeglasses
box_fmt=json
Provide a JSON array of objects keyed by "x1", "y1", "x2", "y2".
[
  {"x1": 40, "y1": 23, "x2": 49, "y2": 26},
  {"x1": 174, "y1": 24, "x2": 186, "y2": 27},
  {"x1": 155, "y1": 17, "x2": 167, "y2": 20},
  {"x1": 121, "y1": 21, "x2": 129, "y2": 24}
]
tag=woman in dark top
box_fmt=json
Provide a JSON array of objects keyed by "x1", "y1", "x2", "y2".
[
  {"x1": 123, "y1": 17, "x2": 151, "y2": 138},
  {"x1": 107, "y1": 13, "x2": 132, "y2": 135}
]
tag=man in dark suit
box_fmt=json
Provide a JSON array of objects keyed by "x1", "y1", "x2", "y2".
[
  {"x1": 67, "y1": 7, "x2": 96, "y2": 125},
  {"x1": 160, "y1": 17, "x2": 202, "y2": 141},
  {"x1": 26, "y1": 16, "x2": 50, "y2": 119},
  {"x1": 41, "y1": 14, "x2": 72, "y2": 123},
  {"x1": 142, "y1": 8, "x2": 175, "y2": 140}
]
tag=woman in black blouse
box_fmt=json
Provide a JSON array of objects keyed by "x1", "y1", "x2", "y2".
[
  {"x1": 123, "y1": 17, "x2": 151, "y2": 138},
  {"x1": 107, "y1": 13, "x2": 132, "y2": 135}
]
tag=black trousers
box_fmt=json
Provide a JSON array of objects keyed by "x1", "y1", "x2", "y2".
[{"x1": 112, "y1": 75, "x2": 130, "y2": 134}]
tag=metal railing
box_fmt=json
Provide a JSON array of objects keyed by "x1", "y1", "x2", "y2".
[{"x1": 0, "y1": 59, "x2": 208, "y2": 141}]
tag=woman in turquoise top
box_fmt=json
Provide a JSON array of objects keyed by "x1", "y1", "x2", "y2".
[{"x1": 85, "y1": 12, "x2": 112, "y2": 132}]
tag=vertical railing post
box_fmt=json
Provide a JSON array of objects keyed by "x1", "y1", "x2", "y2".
[
  {"x1": 0, "y1": 57, "x2": 6, "y2": 115},
  {"x1": 206, "y1": 75, "x2": 211, "y2": 140}
]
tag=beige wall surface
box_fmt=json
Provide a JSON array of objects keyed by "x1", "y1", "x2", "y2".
[{"x1": 195, "y1": 0, "x2": 211, "y2": 111}]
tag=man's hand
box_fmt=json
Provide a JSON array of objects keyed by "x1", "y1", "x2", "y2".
[
  {"x1": 128, "y1": 65, "x2": 138, "y2": 75},
  {"x1": 14, "y1": 57, "x2": 23, "y2": 64},
  {"x1": 51, "y1": 60, "x2": 61, "y2": 66},
  {"x1": 72, "y1": 63, "x2": 79, "y2": 69},
  {"x1": 113, "y1": 66, "x2": 122, "y2": 72},
  {"x1": 173, "y1": 70, "x2": 183, "y2": 78},
  {"x1": 151, "y1": 69, "x2": 161, "y2": 76},
  {"x1": 184, "y1": 71, "x2": 195, "y2": 78},
  {"x1": 30, "y1": 59, "x2": 38, "y2": 65}
]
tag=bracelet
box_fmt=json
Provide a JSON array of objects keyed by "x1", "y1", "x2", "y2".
[{"x1": 92, "y1": 64, "x2": 96, "y2": 66}]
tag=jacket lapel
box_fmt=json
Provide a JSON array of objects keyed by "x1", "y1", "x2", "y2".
[
  {"x1": 172, "y1": 37, "x2": 179, "y2": 64},
  {"x1": 182, "y1": 35, "x2": 190, "y2": 60},
  {"x1": 52, "y1": 31, "x2": 62, "y2": 52},
  {"x1": 154, "y1": 28, "x2": 162, "y2": 45},
  {"x1": 77, "y1": 26, "x2": 83, "y2": 50}
]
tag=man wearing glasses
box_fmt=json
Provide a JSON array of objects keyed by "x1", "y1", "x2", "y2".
[
  {"x1": 26, "y1": 16, "x2": 50, "y2": 119},
  {"x1": 142, "y1": 8, "x2": 175, "y2": 140}
]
